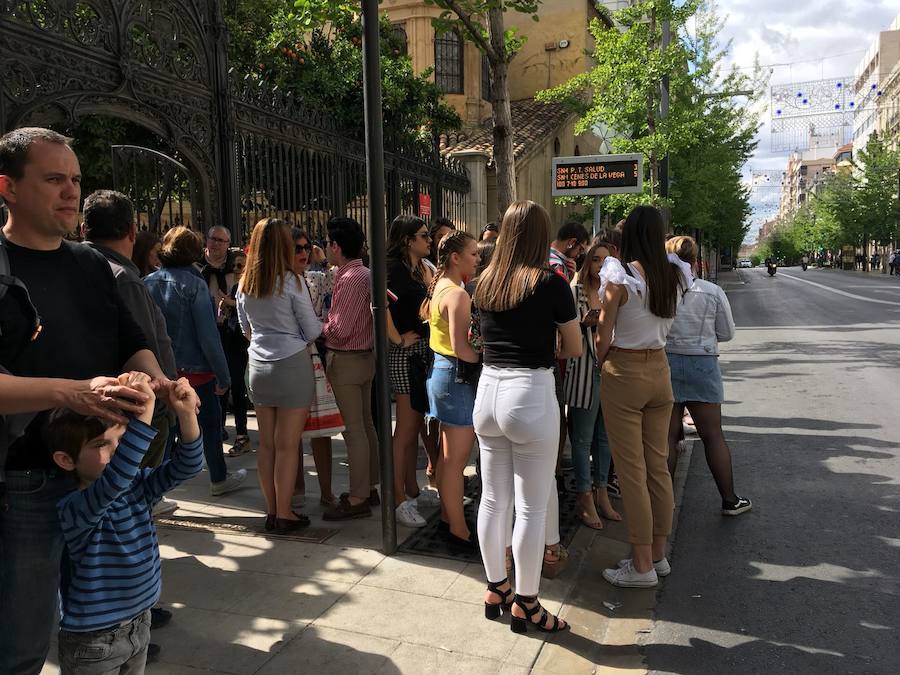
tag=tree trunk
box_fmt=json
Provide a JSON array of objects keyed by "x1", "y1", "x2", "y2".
[{"x1": 488, "y1": 7, "x2": 516, "y2": 219}]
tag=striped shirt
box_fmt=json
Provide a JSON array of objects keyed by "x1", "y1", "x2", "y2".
[
  {"x1": 57, "y1": 419, "x2": 204, "y2": 632},
  {"x1": 564, "y1": 283, "x2": 599, "y2": 409},
  {"x1": 323, "y1": 259, "x2": 373, "y2": 351}
]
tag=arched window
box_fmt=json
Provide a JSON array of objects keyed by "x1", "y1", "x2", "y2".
[
  {"x1": 553, "y1": 138, "x2": 561, "y2": 156},
  {"x1": 435, "y1": 30, "x2": 464, "y2": 94},
  {"x1": 574, "y1": 145, "x2": 581, "y2": 156},
  {"x1": 391, "y1": 25, "x2": 408, "y2": 57}
]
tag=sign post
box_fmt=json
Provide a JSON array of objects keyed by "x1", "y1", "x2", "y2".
[{"x1": 552, "y1": 153, "x2": 644, "y2": 235}]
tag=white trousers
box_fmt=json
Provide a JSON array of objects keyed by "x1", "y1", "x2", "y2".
[{"x1": 475, "y1": 366, "x2": 559, "y2": 596}]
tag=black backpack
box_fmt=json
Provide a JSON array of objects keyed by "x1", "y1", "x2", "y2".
[{"x1": 0, "y1": 238, "x2": 43, "y2": 484}]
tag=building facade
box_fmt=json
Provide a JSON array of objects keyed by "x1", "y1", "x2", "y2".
[
  {"x1": 852, "y1": 14, "x2": 900, "y2": 151},
  {"x1": 382, "y1": 0, "x2": 614, "y2": 231}
]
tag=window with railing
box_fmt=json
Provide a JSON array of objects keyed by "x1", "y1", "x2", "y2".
[
  {"x1": 435, "y1": 30, "x2": 464, "y2": 94},
  {"x1": 481, "y1": 53, "x2": 491, "y2": 101}
]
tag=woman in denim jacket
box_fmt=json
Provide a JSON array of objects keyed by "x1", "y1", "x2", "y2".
[
  {"x1": 144, "y1": 226, "x2": 247, "y2": 497},
  {"x1": 664, "y1": 236, "x2": 750, "y2": 517}
]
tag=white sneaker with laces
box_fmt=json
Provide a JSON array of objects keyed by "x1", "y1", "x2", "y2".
[
  {"x1": 210, "y1": 469, "x2": 247, "y2": 496},
  {"x1": 396, "y1": 499, "x2": 427, "y2": 528},
  {"x1": 416, "y1": 488, "x2": 441, "y2": 508},
  {"x1": 618, "y1": 557, "x2": 671, "y2": 577},
  {"x1": 152, "y1": 497, "x2": 179, "y2": 517},
  {"x1": 603, "y1": 559, "x2": 659, "y2": 588}
]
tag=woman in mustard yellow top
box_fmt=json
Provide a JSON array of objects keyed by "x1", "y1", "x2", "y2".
[{"x1": 421, "y1": 230, "x2": 480, "y2": 552}]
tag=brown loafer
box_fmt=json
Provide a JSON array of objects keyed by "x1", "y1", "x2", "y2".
[{"x1": 323, "y1": 499, "x2": 372, "y2": 521}]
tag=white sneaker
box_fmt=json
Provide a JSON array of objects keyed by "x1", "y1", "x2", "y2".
[
  {"x1": 618, "y1": 557, "x2": 671, "y2": 577},
  {"x1": 603, "y1": 559, "x2": 658, "y2": 588},
  {"x1": 416, "y1": 488, "x2": 441, "y2": 508},
  {"x1": 396, "y1": 499, "x2": 426, "y2": 528},
  {"x1": 152, "y1": 497, "x2": 179, "y2": 517},
  {"x1": 210, "y1": 469, "x2": 247, "y2": 496}
]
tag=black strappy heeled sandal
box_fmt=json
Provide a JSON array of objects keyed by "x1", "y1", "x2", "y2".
[
  {"x1": 484, "y1": 578, "x2": 513, "y2": 620},
  {"x1": 509, "y1": 594, "x2": 569, "y2": 634}
]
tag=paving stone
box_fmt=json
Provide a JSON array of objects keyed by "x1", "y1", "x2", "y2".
[
  {"x1": 314, "y1": 585, "x2": 529, "y2": 662},
  {"x1": 256, "y1": 626, "x2": 399, "y2": 675},
  {"x1": 359, "y1": 553, "x2": 467, "y2": 598}
]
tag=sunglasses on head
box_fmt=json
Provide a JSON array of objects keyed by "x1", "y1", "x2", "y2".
[{"x1": 295, "y1": 243, "x2": 312, "y2": 253}]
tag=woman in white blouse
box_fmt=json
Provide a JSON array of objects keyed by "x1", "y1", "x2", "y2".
[
  {"x1": 237, "y1": 218, "x2": 322, "y2": 534},
  {"x1": 291, "y1": 227, "x2": 337, "y2": 507}
]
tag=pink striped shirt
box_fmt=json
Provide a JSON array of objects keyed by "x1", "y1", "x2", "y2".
[{"x1": 323, "y1": 259, "x2": 373, "y2": 351}]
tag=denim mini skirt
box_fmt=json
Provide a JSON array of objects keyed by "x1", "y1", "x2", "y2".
[
  {"x1": 666, "y1": 353, "x2": 725, "y2": 404},
  {"x1": 426, "y1": 353, "x2": 476, "y2": 427}
]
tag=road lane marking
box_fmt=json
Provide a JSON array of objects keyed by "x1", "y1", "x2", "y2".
[{"x1": 776, "y1": 271, "x2": 900, "y2": 307}]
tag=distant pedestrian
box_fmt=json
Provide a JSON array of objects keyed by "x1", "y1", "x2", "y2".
[
  {"x1": 890, "y1": 251, "x2": 897, "y2": 276},
  {"x1": 664, "y1": 236, "x2": 751, "y2": 518}
]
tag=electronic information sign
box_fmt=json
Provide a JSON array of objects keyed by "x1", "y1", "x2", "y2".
[{"x1": 552, "y1": 153, "x2": 643, "y2": 197}]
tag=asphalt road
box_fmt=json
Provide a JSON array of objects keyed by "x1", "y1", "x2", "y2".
[{"x1": 646, "y1": 266, "x2": 900, "y2": 675}]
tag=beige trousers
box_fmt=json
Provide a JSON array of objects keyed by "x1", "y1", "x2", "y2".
[
  {"x1": 600, "y1": 349, "x2": 674, "y2": 545},
  {"x1": 327, "y1": 350, "x2": 379, "y2": 501}
]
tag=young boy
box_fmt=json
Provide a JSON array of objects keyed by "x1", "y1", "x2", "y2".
[{"x1": 49, "y1": 372, "x2": 204, "y2": 674}]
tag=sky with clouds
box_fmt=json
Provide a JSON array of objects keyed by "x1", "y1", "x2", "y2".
[{"x1": 712, "y1": 0, "x2": 899, "y2": 238}]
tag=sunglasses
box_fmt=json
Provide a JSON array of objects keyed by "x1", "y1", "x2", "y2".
[
  {"x1": 413, "y1": 232, "x2": 431, "y2": 240},
  {"x1": 295, "y1": 243, "x2": 312, "y2": 253}
]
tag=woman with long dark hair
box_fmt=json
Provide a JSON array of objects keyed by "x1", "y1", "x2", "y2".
[
  {"x1": 664, "y1": 236, "x2": 750, "y2": 516},
  {"x1": 474, "y1": 200, "x2": 581, "y2": 634},
  {"x1": 387, "y1": 215, "x2": 436, "y2": 528},
  {"x1": 595, "y1": 205, "x2": 691, "y2": 588},
  {"x1": 237, "y1": 218, "x2": 322, "y2": 534}
]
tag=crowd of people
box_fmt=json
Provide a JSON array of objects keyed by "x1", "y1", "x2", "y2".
[{"x1": 0, "y1": 126, "x2": 750, "y2": 673}]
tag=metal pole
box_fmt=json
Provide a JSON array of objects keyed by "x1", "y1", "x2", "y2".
[
  {"x1": 592, "y1": 197, "x2": 602, "y2": 237},
  {"x1": 361, "y1": 0, "x2": 397, "y2": 555}
]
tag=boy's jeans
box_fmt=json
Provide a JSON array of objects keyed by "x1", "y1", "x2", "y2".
[
  {"x1": 58, "y1": 609, "x2": 151, "y2": 675},
  {"x1": 0, "y1": 469, "x2": 75, "y2": 674}
]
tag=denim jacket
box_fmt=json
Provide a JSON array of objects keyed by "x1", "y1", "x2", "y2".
[
  {"x1": 665, "y1": 278, "x2": 735, "y2": 356},
  {"x1": 144, "y1": 265, "x2": 230, "y2": 387}
]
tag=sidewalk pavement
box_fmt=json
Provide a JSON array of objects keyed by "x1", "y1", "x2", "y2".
[{"x1": 39, "y1": 414, "x2": 697, "y2": 675}]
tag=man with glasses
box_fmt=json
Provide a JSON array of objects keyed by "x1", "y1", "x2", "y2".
[{"x1": 201, "y1": 225, "x2": 236, "y2": 440}]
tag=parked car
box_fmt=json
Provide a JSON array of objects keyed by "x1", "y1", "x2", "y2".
[{"x1": 738, "y1": 259, "x2": 752, "y2": 268}]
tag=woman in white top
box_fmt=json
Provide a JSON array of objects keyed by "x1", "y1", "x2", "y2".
[
  {"x1": 594, "y1": 206, "x2": 690, "y2": 588},
  {"x1": 237, "y1": 218, "x2": 322, "y2": 535},
  {"x1": 291, "y1": 227, "x2": 337, "y2": 507}
]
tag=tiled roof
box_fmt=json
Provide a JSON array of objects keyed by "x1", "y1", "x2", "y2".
[{"x1": 440, "y1": 98, "x2": 574, "y2": 165}]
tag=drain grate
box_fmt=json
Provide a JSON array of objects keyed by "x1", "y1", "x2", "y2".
[{"x1": 398, "y1": 473, "x2": 583, "y2": 563}]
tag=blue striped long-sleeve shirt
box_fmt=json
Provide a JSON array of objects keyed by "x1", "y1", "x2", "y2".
[{"x1": 56, "y1": 418, "x2": 204, "y2": 632}]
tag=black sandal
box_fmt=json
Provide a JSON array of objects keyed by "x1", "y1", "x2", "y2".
[
  {"x1": 510, "y1": 594, "x2": 569, "y2": 634},
  {"x1": 484, "y1": 578, "x2": 513, "y2": 620}
]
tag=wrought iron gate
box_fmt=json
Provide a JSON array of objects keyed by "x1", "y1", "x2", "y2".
[
  {"x1": 0, "y1": 1, "x2": 470, "y2": 242},
  {"x1": 111, "y1": 145, "x2": 197, "y2": 232}
]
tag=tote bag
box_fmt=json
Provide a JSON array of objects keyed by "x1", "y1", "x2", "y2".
[{"x1": 302, "y1": 346, "x2": 346, "y2": 439}]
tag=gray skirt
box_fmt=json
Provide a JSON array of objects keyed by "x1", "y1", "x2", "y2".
[{"x1": 248, "y1": 347, "x2": 315, "y2": 408}]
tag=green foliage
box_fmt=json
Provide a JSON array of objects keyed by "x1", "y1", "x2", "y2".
[
  {"x1": 854, "y1": 133, "x2": 900, "y2": 246},
  {"x1": 749, "y1": 254, "x2": 761, "y2": 267},
  {"x1": 539, "y1": 0, "x2": 707, "y2": 191},
  {"x1": 768, "y1": 133, "x2": 900, "y2": 256},
  {"x1": 229, "y1": 2, "x2": 461, "y2": 144},
  {"x1": 539, "y1": 0, "x2": 761, "y2": 246}
]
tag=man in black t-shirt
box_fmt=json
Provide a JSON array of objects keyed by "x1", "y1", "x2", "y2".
[{"x1": 0, "y1": 127, "x2": 173, "y2": 674}]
